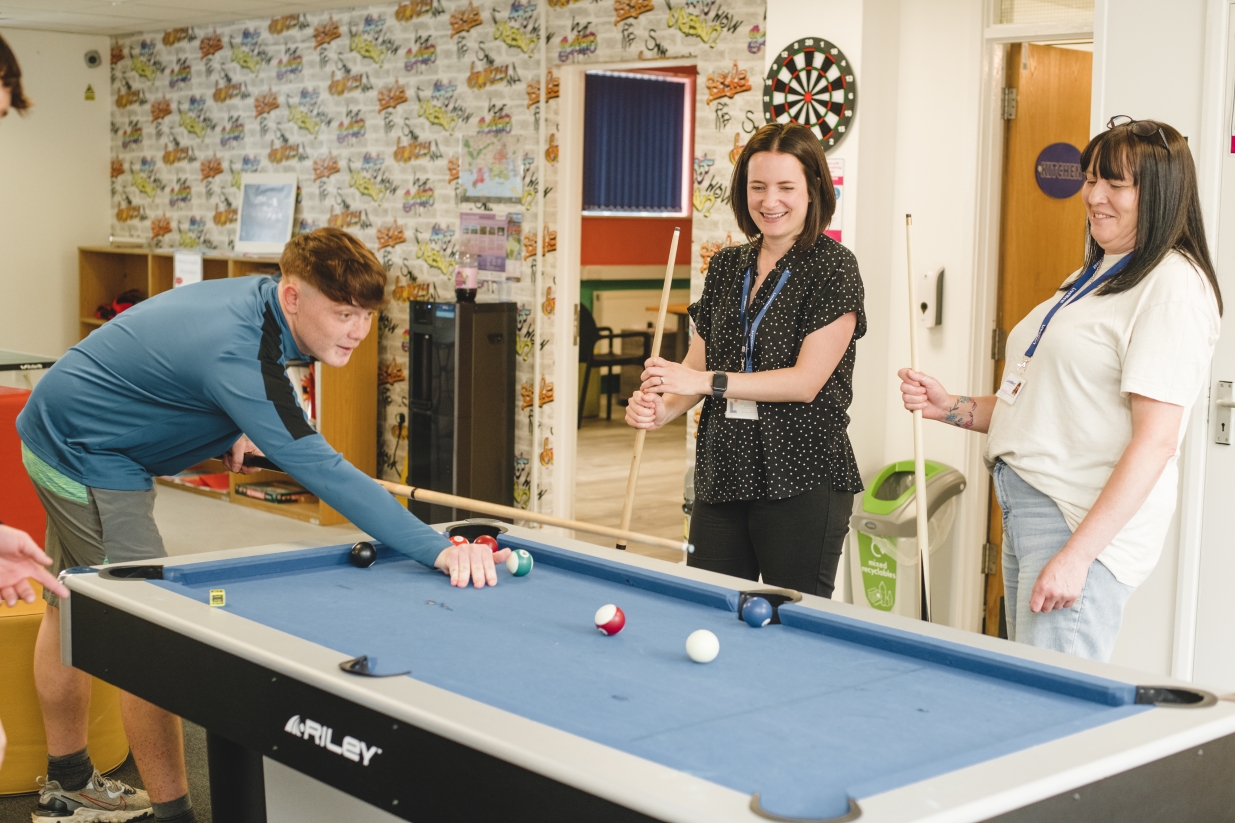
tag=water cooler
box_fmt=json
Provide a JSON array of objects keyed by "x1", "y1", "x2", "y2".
[
  {"x1": 407, "y1": 300, "x2": 516, "y2": 523},
  {"x1": 847, "y1": 460, "x2": 966, "y2": 619}
]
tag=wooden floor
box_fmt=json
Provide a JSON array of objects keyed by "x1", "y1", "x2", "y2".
[{"x1": 572, "y1": 414, "x2": 689, "y2": 564}]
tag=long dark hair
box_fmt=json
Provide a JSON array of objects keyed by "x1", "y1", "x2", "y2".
[
  {"x1": 0, "y1": 35, "x2": 30, "y2": 113},
  {"x1": 1080, "y1": 120, "x2": 1222, "y2": 314},
  {"x1": 729, "y1": 122, "x2": 835, "y2": 252}
]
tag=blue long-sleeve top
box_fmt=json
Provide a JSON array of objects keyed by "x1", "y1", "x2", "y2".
[{"x1": 17, "y1": 275, "x2": 449, "y2": 567}]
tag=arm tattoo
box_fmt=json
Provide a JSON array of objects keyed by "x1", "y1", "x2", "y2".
[{"x1": 943, "y1": 396, "x2": 977, "y2": 429}]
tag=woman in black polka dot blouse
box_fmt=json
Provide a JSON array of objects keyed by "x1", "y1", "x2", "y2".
[{"x1": 626, "y1": 122, "x2": 866, "y2": 597}]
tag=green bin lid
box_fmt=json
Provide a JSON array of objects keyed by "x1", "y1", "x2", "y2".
[{"x1": 860, "y1": 460, "x2": 948, "y2": 517}]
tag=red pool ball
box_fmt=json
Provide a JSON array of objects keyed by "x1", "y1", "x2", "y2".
[
  {"x1": 475, "y1": 535, "x2": 500, "y2": 552},
  {"x1": 594, "y1": 604, "x2": 625, "y2": 636},
  {"x1": 449, "y1": 535, "x2": 469, "y2": 546}
]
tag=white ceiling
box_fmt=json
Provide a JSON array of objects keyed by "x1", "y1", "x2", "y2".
[{"x1": 0, "y1": 0, "x2": 358, "y2": 37}]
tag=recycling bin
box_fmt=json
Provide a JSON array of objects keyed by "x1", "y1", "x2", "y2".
[{"x1": 848, "y1": 460, "x2": 966, "y2": 618}]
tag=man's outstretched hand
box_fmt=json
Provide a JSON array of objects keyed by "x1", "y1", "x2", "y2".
[
  {"x1": 0, "y1": 524, "x2": 69, "y2": 606},
  {"x1": 434, "y1": 542, "x2": 513, "y2": 588}
]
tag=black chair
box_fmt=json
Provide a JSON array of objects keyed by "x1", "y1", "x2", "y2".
[{"x1": 578, "y1": 304, "x2": 652, "y2": 426}]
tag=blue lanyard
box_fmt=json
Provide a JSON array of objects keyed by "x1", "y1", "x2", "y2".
[
  {"x1": 1018, "y1": 255, "x2": 1132, "y2": 367},
  {"x1": 739, "y1": 265, "x2": 791, "y2": 373}
]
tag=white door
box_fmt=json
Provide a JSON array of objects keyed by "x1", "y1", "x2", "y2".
[{"x1": 1189, "y1": 3, "x2": 1235, "y2": 691}]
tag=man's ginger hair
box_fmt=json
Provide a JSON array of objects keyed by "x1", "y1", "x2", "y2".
[{"x1": 279, "y1": 227, "x2": 388, "y2": 310}]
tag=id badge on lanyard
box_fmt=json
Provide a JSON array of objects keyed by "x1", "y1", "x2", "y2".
[
  {"x1": 725, "y1": 265, "x2": 791, "y2": 420},
  {"x1": 996, "y1": 255, "x2": 1131, "y2": 405}
]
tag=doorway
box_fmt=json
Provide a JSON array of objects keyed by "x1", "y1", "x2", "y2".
[
  {"x1": 566, "y1": 65, "x2": 696, "y2": 562},
  {"x1": 984, "y1": 41, "x2": 1093, "y2": 636}
]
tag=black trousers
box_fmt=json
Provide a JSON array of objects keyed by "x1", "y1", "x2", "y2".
[{"x1": 688, "y1": 484, "x2": 854, "y2": 598}]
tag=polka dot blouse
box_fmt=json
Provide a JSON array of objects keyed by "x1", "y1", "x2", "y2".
[{"x1": 688, "y1": 234, "x2": 866, "y2": 504}]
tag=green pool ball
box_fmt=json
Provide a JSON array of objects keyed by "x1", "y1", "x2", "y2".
[{"x1": 506, "y1": 549, "x2": 533, "y2": 577}]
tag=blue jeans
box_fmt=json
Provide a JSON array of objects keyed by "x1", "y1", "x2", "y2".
[{"x1": 991, "y1": 461, "x2": 1134, "y2": 662}]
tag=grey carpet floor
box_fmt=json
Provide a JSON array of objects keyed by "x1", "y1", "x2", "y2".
[{"x1": 0, "y1": 720, "x2": 211, "y2": 823}]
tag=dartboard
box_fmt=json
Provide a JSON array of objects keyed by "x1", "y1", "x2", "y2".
[{"x1": 763, "y1": 38, "x2": 858, "y2": 149}]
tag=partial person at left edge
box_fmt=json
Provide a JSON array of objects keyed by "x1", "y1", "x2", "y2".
[
  {"x1": 0, "y1": 30, "x2": 72, "y2": 778},
  {"x1": 0, "y1": 32, "x2": 29, "y2": 120},
  {"x1": 16, "y1": 227, "x2": 511, "y2": 823}
]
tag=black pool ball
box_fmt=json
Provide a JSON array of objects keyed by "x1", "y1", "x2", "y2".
[{"x1": 349, "y1": 541, "x2": 377, "y2": 568}]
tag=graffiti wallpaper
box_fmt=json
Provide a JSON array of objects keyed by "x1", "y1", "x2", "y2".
[{"x1": 109, "y1": 0, "x2": 767, "y2": 513}]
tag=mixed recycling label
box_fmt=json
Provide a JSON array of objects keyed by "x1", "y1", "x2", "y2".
[{"x1": 857, "y1": 532, "x2": 897, "y2": 611}]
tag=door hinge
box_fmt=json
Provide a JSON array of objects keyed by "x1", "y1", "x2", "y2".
[
  {"x1": 573, "y1": 303, "x2": 580, "y2": 346},
  {"x1": 982, "y1": 542, "x2": 999, "y2": 575},
  {"x1": 1001, "y1": 87, "x2": 1017, "y2": 120},
  {"x1": 991, "y1": 327, "x2": 1007, "y2": 361}
]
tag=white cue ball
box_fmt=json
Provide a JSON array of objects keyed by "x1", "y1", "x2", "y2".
[{"x1": 686, "y1": 629, "x2": 719, "y2": 663}]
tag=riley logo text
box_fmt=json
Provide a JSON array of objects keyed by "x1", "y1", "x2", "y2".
[{"x1": 284, "y1": 715, "x2": 382, "y2": 766}]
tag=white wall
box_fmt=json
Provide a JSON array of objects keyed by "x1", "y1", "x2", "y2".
[
  {"x1": 851, "y1": 0, "x2": 899, "y2": 484},
  {"x1": 1193, "y1": 0, "x2": 1235, "y2": 690},
  {"x1": 0, "y1": 28, "x2": 110, "y2": 357},
  {"x1": 879, "y1": 0, "x2": 987, "y2": 630},
  {"x1": 1091, "y1": 0, "x2": 1211, "y2": 678},
  {"x1": 767, "y1": 0, "x2": 988, "y2": 630}
]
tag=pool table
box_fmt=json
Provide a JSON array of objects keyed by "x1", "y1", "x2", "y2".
[{"x1": 60, "y1": 521, "x2": 1235, "y2": 823}]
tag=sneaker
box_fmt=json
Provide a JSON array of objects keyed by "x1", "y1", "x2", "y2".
[{"x1": 32, "y1": 770, "x2": 152, "y2": 822}]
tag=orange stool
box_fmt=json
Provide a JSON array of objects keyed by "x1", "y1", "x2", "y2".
[{"x1": 0, "y1": 587, "x2": 129, "y2": 795}]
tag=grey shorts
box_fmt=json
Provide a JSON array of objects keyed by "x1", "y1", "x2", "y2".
[{"x1": 31, "y1": 481, "x2": 166, "y2": 609}]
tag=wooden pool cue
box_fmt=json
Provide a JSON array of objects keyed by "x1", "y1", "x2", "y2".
[
  {"x1": 905, "y1": 215, "x2": 932, "y2": 622},
  {"x1": 240, "y1": 455, "x2": 691, "y2": 554},
  {"x1": 615, "y1": 227, "x2": 681, "y2": 550},
  {"x1": 380, "y1": 479, "x2": 690, "y2": 553}
]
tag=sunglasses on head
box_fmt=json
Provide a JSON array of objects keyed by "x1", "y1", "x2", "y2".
[{"x1": 1106, "y1": 115, "x2": 1169, "y2": 148}]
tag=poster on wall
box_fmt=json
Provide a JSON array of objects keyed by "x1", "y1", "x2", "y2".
[
  {"x1": 826, "y1": 158, "x2": 844, "y2": 243},
  {"x1": 1230, "y1": 94, "x2": 1235, "y2": 152},
  {"x1": 460, "y1": 135, "x2": 523, "y2": 204},
  {"x1": 459, "y1": 212, "x2": 524, "y2": 283}
]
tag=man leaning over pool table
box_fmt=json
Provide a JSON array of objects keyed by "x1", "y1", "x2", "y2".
[{"x1": 15, "y1": 227, "x2": 508, "y2": 823}]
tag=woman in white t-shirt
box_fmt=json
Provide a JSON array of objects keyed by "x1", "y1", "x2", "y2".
[{"x1": 900, "y1": 117, "x2": 1222, "y2": 661}]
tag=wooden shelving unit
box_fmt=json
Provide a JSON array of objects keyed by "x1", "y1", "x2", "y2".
[
  {"x1": 79, "y1": 246, "x2": 377, "y2": 526},
  {"x1": 158, "y1": 458, "x2": 230, "y2": 500}
]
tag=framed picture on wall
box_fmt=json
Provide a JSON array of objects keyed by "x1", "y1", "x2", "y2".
[
  {"x1": 459, "y1": 135, "x2": 523, "y2": 204},
  {"x1": 235, "y1": 173, "x2": 298, "y2": 254}
]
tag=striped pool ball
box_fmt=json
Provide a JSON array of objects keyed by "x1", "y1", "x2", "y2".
[
  {"x1": 506, "y1": 549, "x2": 534, "y2": 576},
  {"x1": 594, "y1": 604, "x2": 625, "y2": 636},
  {"x1": 742, "y1": 597, "x2": 774, "y2": 628}
]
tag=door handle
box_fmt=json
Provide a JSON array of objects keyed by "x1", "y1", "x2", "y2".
[{"x1": 1216, "y1": 381, "x2": 1233, "y2": 445}]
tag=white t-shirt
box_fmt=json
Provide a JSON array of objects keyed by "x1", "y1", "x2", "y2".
[{"x1": 985, "y1": 250, "x2": 1220, "y2": 587}]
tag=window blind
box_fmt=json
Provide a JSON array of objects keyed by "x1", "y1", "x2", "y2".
[{"x1": 583, "y1": 72, "x2": 686, "y2": 214}]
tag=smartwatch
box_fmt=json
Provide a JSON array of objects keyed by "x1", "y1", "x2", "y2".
[{"x1": 711, "y1": 371, "x2": 728, "y2": 400}]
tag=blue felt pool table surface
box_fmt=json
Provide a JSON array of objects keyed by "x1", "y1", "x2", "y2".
[{"x1": 150, "y1": 535, "x2": 1150, "y2": 820}]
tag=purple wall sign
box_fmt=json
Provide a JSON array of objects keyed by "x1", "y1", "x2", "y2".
[{"x1": 1035, "y1": 142, "x2": 1084, "y2": 199}]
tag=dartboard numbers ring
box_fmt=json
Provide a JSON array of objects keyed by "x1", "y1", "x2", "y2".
[{"x1": 763, "y1": 38, "x2": 858, "y2": 149}]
